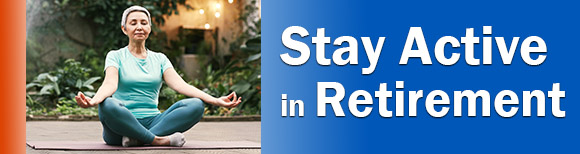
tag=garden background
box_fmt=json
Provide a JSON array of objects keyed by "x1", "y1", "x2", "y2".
[{"x1": 26, "y1": 0, "x2": 261, "y2": 117}]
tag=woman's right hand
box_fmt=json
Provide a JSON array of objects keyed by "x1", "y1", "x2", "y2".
[{"x1": 75, "y1": 92, "x2": 98, "y2": 108}]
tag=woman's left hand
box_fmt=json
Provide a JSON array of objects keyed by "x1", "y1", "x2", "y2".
[{"x1": 214, "y1": 92, "x2": 242, "y2": 108}]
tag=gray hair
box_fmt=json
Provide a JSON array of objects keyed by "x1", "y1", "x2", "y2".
[{"x1": 121, "y1": 6, "x2": 152, "y2": 27}]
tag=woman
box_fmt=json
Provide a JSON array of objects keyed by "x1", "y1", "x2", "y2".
[{"x1": 75, "y1": 6, "x2": 241, "y2": 147}]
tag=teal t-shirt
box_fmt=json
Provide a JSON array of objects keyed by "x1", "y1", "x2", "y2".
[{"x1": 104, "y1": 46, "x2": 173, "y2": 119}]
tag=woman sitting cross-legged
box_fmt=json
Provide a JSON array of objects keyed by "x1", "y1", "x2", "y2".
[{"x1": 75, "y1": 6, "x2": 241, "y2": 147}]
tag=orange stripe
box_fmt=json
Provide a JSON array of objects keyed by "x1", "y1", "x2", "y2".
[{"x1": 0, "y1": 0, "x2": 25, "y2": 153}]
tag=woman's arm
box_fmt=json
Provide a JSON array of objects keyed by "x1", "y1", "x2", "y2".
[
  {"x1": 91, "y1": 67, "x2": 119, "y2": 104},
  {"x1": 76, "y1": 67, "x2": 119, "y2": 108},
  {"x1": 163, "y1": 68, "x2": 241, "y2": 107}
]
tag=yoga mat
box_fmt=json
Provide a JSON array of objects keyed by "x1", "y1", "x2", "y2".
[{"x1": 27, "y1": 140, "x2": 261, "y2": 150}]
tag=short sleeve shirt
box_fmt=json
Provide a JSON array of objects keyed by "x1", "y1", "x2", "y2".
[{"x1": 104, "y1": 46, "x2": 173, "y2": 118}]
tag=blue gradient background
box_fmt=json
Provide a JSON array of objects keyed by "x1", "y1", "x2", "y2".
[{"x1": 262, "y1": 0, "x2": 580, "y2": 153}]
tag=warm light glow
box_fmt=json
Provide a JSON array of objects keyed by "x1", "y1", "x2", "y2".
[
  {"x1": 204, "y1": 23, "x2": 210, "y2": 29},
  {"x1": 228, "y1": 0, "x2": 234, "y2": 3},
  {"x1": 199, "y1": 9, "x2": 204, "y2": 14},
  {"x1": 215, "y1": 3, "x2": 221, "y2": 9},
  {"x1": 215, "y1": 12, "x2": 221, "y2": 18}
]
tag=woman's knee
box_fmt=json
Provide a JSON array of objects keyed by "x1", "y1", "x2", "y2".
[
  {"x1": 99, "y1": 98, "x2": 124, "y2": 116},
  {"x1": 181, "y1": 98, "x2": 204, "y2": 116}
]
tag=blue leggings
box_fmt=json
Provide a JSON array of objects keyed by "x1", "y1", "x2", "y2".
[{"x1": 98, "y1": 97, "x2": 204, "y2": 145}]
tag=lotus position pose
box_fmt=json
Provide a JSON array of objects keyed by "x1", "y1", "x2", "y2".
[{"x1": 75, "y1": 6, "x2": 241, "y2": 147}]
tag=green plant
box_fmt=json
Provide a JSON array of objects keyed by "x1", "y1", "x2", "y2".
[
  {"x1": 26, "y1": 93, "x2": 47, "y2": 114},
  {"x1": 26, "y1": 96, "x2": 99, "y2": 116},
  {"x1": 26, "y1": 73, "x2": 60, "y2": 96},
  {"x1": 26, "y1": 59, "x2": 101, "y2": 108},
  {"x1": 193, "y1": 40, "x2": 261, "y2": 116}
]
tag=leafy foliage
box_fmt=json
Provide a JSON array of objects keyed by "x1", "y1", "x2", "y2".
[
  {"x1": 194, "y1": 33, "x2": 261, "y2": 116},
  {"x1": 26, "y1": 59, "x2": 101, "y2": 108},
  {"x1": 27, "y1": 98, "x2": 98, "y2": 116}
]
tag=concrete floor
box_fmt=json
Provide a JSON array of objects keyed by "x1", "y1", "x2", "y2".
[{"x1": 26, "y1": 121, "x2": 260, "y2": 154}]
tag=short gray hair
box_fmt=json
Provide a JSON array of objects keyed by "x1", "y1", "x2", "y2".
[{"x1": 121, "y1": 6, "x2": 152, "y2": 27}]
